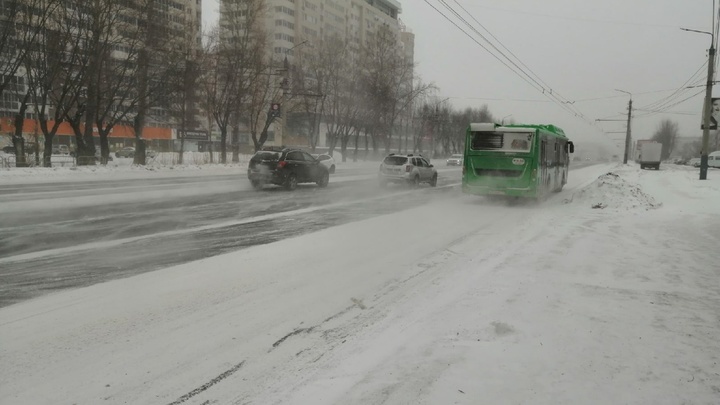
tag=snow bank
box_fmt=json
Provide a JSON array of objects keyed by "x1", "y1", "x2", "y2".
[{"x1": 564, "y1": 170, "x2": 662, "y2": 210}]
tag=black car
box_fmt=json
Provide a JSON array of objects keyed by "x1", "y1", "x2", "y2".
[{"x1": 247, "y1": 148, "x2": 330, "y2": 190}]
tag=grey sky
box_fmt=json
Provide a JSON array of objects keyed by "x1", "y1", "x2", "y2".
[{"x1": 203, "y1": 0, "x2": 717, "y2": 152}]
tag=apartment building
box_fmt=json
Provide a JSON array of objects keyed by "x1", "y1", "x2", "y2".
[
  {"x1": 219, "y1": 0, "x2": 412, "y2": 148},
  {"x1": 221, "y1": 0, "x2": 406, "y2": 57},
  {"x1": 0, "y1": 0, "x2": 202, "y2": 150}
]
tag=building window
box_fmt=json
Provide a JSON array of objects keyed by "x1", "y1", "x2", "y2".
[
  {"x1": 275, "y1": 6, "x2": 295, "y2": 16},
  {"x1": 275, "y1": 19, "x2": 295, "y2": 29}
]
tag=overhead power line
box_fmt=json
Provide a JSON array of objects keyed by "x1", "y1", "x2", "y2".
[
  {"x1": 424, "y1": 0, "x2": 598, "y2": 128},
  {"x1": 459, "y1": 4, "x2": 683, "y2": 29},
  {"x1": 636, "y1": 61, "x2": 707, "y2": 112},
  {"x1": 634, "y1": 88, "x2": 706, "y2": 118}
]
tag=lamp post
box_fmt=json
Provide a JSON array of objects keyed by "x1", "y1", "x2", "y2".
[
  {"x1": 501, "y1": 114, "x2": 512, "y2": 125},
  {"x1": 681, "y1": 26, "x2": 715, "y2": 180},
  {"x1": 614, "y1": 89, "x2": 633, "y2": 164},
  {"x1": 430, "y1": 97, "x2": 449, "y2": 158}
]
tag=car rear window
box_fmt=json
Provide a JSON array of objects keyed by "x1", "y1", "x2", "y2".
[
  {"x1": 251, "y1": 151, "x2": 281, "y2": 161},
  {"x1": 383, "y1": 156, "x2": 408, "y2": 165}
]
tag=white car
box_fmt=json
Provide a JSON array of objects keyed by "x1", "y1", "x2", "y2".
[
  {"x1": 378, "y1": 153, "x2": 437, "y2": 187},
  {"x1": 312, "y1": 153, "x2": 336, "y2": 174},
  {"x1": 446, "y1": 153, "x2": 463, "y2": 166}
]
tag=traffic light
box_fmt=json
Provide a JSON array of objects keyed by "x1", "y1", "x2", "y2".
[{"x1": 269, "y1": 103, "x2": 281, "y2": 118}]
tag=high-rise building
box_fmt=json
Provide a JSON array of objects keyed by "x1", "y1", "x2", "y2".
[
  {"x1": 252, "y1": 0, "x2": 406, "y2": 61},
  {"x1": 0, "y1": 0, "x2": 203, "y2": 150},
  {"x1": 219, "y1": 0, "x2": 413, "y2": 148}
]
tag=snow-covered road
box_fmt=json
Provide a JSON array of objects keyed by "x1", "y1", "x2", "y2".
[{"x1": 1, "y1": 163, "x2": 719, "y2": 404}]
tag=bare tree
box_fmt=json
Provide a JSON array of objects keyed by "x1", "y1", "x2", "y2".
[
  {"x1": 289, "y1": 37, "x2": 346, "y2": 153},
  {"x1": 167, "y1": 17, "x2": 202, "y2": 165},
  {"x1": 70, "y1": 0, "x2": 125, "y2": 165},
  {"x1": 651, "y1": 119, "x2": 678, "y2": 160},
  {"x1": 127, "y1": 0, "x2": 184, "y2": 166},
  {"x1": 1, "y1": 0, "x2": 54, "y2": 95},
  {"x1": 204, "y1": 0, "x2": 266, "y2": 163},
  {"x1": 245, "y1": 54, "x2": 282, "y2": 152},
  {"x1": 444, "y1": 105, "x2": 494, "y2": 154},
  {"x1": 26, "y1": 1, "x2": 88, "y2": 167},
  {"x1": 680, "y1": 138, "x2": 702, "y2": 160},
  {"x1": 305, "y1": 36, "x2": 365, "y2": 161},
  {"x1": 4, "y1": 0, "x2": 59, "y2": 164},
  {"x1": 360, "y1": 25, "x2": 432, "y2": 156}
]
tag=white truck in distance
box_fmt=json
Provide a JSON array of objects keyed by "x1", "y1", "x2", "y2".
[{"x1": 638, "y1": 142, "x2": 662, "y2": 170}]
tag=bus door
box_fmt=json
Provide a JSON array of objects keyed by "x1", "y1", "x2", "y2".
[
  {"x1": 540, "y1": 139, "x2": 548, "y2": 187},
  {"x1": 554, "y1": 141, "x2": 561, "y2": 189}
]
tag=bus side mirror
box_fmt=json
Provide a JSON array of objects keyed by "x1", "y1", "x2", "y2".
[{"x1": 567, "y1": 142, "x2": 575, "y2": 154}]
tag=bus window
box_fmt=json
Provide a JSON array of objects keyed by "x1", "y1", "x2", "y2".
[
  {"x1": 511, "y1": 139, "x2": 529, "y2": 150},
  {"x1": 471, "y1": 131, "x2": 533, "y2": 152}
]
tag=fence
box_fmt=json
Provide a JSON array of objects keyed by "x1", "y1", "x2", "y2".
[{"x1": 0, "y1": 154, "x2": 75, "y2": 169}]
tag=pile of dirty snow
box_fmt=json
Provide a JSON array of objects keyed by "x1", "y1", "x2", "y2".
[{"x1": 564, "y1": 171, "x2": 661, "y2": 210}]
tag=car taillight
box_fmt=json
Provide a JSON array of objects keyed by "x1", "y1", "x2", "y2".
[
  {"x1": 277, "y1": 161, "x2": 287, "y2": 169},
  {"x1": 405, "y1": 165, "x2": 413, "y2": 172}
]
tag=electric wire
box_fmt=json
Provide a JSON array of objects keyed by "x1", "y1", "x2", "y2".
[
  {"x1": 426, "y1": 0, "x2": 597, "y2": 127},
  {"x1": 637, "y1": 61, "x2": 707, "y2": 112},
  {"x1": 446, "y1": 0, "x2": 598, "y2": 125},
  {"x1": 437, "y1": 0, "x2": 590, "y2": 121}
]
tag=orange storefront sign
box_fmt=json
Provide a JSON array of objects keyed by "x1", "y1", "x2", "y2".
[{"x1": 1, "y1": 119, "x2": 172, "y2": 140}]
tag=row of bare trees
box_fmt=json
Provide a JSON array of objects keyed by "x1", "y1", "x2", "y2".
[
  {"x1": 285, "y1": 25, "x2": 500, "y2": 160},
  {"x1": 2, "y1": 0, "x2": 203, "y2": 166},
  {"x1": 287, "y1": 25, "x2": 433, "y2": 161},
  {"x1": 2, "y1": 0, "x2": 497, "y2": 168}
]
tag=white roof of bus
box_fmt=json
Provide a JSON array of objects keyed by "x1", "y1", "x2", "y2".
[{"x1": 469, "y1": 123, "x2": 534, "y2": 133}]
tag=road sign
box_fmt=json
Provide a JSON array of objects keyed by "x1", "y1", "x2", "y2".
[{"x1": 179, "y1": 131, "x2": 209, "y2": 140}]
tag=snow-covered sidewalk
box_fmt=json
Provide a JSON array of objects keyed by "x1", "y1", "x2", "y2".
[
  {"x1": 0, "y1": 152, "x2": 384, "y2": 185},
  {"x1": 1, "y1": 163, "x2": 719, "y2": 404}
]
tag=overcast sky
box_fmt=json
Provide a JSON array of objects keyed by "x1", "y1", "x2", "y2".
[{"x1": 202, "y1": 0, "x2": 718, "y2": 153}]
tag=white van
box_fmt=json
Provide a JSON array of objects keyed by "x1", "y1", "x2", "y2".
[{"x1": 709, "y1": 151, "x2": 720, "y2": 168}]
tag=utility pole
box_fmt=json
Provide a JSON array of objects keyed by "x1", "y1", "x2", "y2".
[
  {"x1": 682, "y1": 26, "x2": 715, "y2": 180},
  {"x1": 700, "y1": 41, "x2": 715, "y2": 180},
  {"x1": 623, "y1": 98, "x2": 633, "y2": 164},
  {"x1": 614, "y1": 89, "x2": 632, "y2": 164}
]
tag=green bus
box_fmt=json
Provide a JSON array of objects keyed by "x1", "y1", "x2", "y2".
[{"x1": 462, "y1": 123, "x2": 574, "y2": 198}]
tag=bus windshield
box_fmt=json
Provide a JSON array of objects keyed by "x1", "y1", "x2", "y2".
[{"x1": 470, "y1": 131, "x2": 533, "y2": 153}]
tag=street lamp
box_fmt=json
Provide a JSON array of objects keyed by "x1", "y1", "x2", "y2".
[
  {"x1": 278, "y1": 40, "x2": 309, "y2": 145},
  {"x1": 280, "y1": 40, "x2": 309, "y2": 93},
  {"x1": 681, "y1": 26, "x2": 715, "y2": 180},
  {"x1": 501, "y1": 114, "x2": 512, "y2": 125},
  {"x1": 615, "y1": 89, "x2": 632, "y2": 164},
  {"x1": 429, "y1": 97, "x2": 449, "y2": 158}
]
